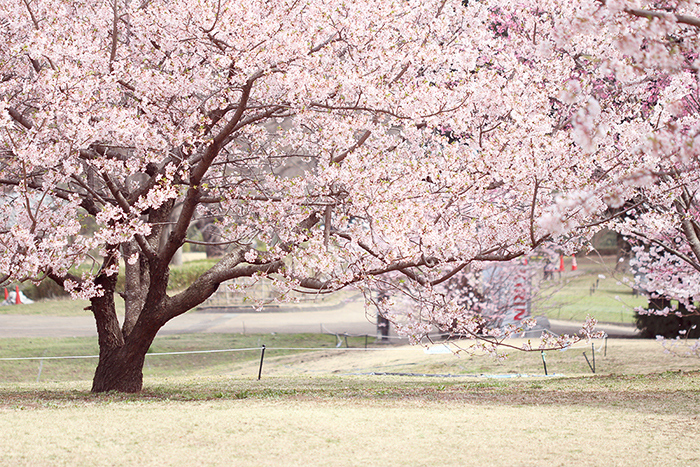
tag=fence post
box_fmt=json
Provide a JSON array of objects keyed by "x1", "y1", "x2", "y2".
[
  {"x1": 257, "y1": 345, "x2": 266, "y2": 380},
  {"x1": 540, "y1": 351, "x2": 548, "y2": 376}
]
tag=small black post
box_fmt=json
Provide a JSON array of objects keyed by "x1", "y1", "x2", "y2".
[
  {"x1": 257, "y1": 345, "x2": 266, "y2": 380},
  {"x1": 591, "y1": 343, "x2": 596, "y2": 373},
  {"x1": 541, "y1": 351, "x2": 548, "y2": 376},
  {"x1": 344, "y1": 333, "x2": 349, "y2": 348},
  {"x1": 365, "y1": 334, "x2": 368, "y2": 349}
]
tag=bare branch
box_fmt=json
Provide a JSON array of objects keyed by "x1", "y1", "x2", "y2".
[
  {"x1": 429, "y1": 263, "x2": 467, "y2": 287},
  {"x1": 309, "y1": 32, "x2": 340, "y2": 55},
  {"x1": 389, "y1": 63, "x2": 410, "y2": 86},
  {"x1": 22, "y1": 0, "x2": 40, "y2": 29},
  {"x1": 109, "y1": 0, "x2": 119, "y2": 71},
  {"x1": 202, "y1": 0, "x2": 221, "y2": 34},
  {"x1": 529, "y1": 177, "x2": 539, "y2": 248},
  {"x1": 101, "y1": 171, "x2": 157, "y2": 259},
  {"x1": 632, "y1": 228, "x2": 700, "y2": 273}
]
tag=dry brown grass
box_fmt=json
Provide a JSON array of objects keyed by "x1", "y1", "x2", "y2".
[
  {"x1": 1, "y1": 338, "x2": 699, "y2": 467},
  {"x1": 1, "y1": 379, "x2": 698, "y2": 467}
]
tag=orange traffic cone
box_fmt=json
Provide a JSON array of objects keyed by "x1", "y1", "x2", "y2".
[
  {"x1": 571, "y1": 256, "x2": 578, "y2": 271},
  {"x1": 15, "y1": 285, "x2": 21, "y2": 304},
  {"x1": 558, "y1": 255, "x2": 564, "y2": 272}
]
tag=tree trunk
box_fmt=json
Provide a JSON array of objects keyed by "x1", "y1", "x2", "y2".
[
  {"x1": 90, "y1": 278, "x2": 163, "y2": 393},
  {"x1": 91, "y1": 317, "x2": 161, "y2": 393},
  {"x1": 92, "y1": 345, "x2": 149, "y2": 393}
]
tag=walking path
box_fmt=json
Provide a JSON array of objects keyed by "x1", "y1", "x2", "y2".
[{"x1": 0, "y1": 297, "x2": 638, "y2": 339}]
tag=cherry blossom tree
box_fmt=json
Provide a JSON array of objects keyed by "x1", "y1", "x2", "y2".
[
  {"x1": 575, "y1": 2, "x2": 700, "y2": 325},
  {"x1": 1, "y1": 0, "x2": 698, "y2": 392}
]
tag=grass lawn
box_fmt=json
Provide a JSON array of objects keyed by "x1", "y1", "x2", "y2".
[
  {"x1": 3, "y1": 332, "x2": 700, "y2": 384},
  {"x1": 533, "y1": 254, "x2": 648, "y2": 324},
  {"x1": 0, "y1": 295, "x2": 125, "y2": 316},
  {"x1": 0, "y1": 333, "x2": 376, "y2": 383},
  {"x1": 1, "y1": 334, "x2": 699, "y2": 466},
  {"x1": 0, "y1": 256, "x2": 695, "y2": 465},
  {"x1": 0, "y1": 372, "x2": 698, "y2": 467}
]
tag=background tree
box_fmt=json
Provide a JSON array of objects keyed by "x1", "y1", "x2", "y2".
[{"x1": 1, "y1": 0, "x2": 698, "y2": 392}]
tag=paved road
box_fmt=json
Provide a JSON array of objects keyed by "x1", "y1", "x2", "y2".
[
  {"x1": 0, "y1": 297, "x2": 638, "y2": 339},
  {"x1": 0, "y1": 299, "x2": 379, "y2": 338}
]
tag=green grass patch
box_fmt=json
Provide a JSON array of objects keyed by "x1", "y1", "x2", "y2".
[
  {"x1": 533, "y1": 255, "x2": 648, "y2": 323},
  {"x1": 0, "y1": 333, "x2": 380, "y2": 383}
]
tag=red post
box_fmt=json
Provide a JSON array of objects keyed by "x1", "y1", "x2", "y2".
[
  {"x1": 15, "y1": 285, "x2": 21, "y2": 305},
  {"x1": 3, "y1": 287, "x2": 7, "y2": 301},
  {"x1": 558, "y1": 255, "x2": 565, "y2": 272}
]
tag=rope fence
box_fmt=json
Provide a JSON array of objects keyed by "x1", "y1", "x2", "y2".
[
  {"x1": 0, "y1": 332, "x2": 608, "y2": 384},
  {"x1": 0, "y1": 345, "x2": 410, "y2": 362}
]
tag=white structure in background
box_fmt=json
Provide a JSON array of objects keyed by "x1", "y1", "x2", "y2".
[
  {"x1": 481, "y1": 261, "x2": 532, "y2": 328},
  {"x1": 1, "y1": 288, "x2": 34, "y2": 306}
]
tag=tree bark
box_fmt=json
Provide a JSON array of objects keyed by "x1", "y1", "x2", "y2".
[
  {"x1": 89, "y1": 259, "x2": 165, "y2": 393},
  {"x1": 91, "y1": 308, "x2": 162, "y2": 393},
  {"x1": 91, "y1": 344, "x2": 149, "y2": 393}
]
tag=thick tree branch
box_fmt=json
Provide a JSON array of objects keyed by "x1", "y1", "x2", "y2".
[
  {"x1": 624, "y1": 7, "x2": 700, "y2": 29},
  {"x1": 332, "y1": 130, "x2": 371, "y2": 164},
  {"x1": 165, "y1": 251, "x2": 284, "y2": 320},
  {"x1": 8, "y1": 107, "x2": 33, "y2": 130},
  {"x1": 163, "y1": 71, "x2": 265, "y2": 262},
  {"x1": 109, "y1": 0, "x2": 119, "y2": 71}
]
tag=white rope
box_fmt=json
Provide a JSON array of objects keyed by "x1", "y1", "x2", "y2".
[
  {"x1": 0, "y1": 345, "x2": 398, "y2": 361},
  {"x1": 144, "y1": 347, "x2": 261, "y2": 356},
  {"x1": 261, "y1": 347, "x2": 404, "y2": 351},
  {"x1": 0, "y1": 354, "x2": 99, "y2": 361},
  {"x1": 0, "y1": 338, "x2": 608, "y2": 361}
]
